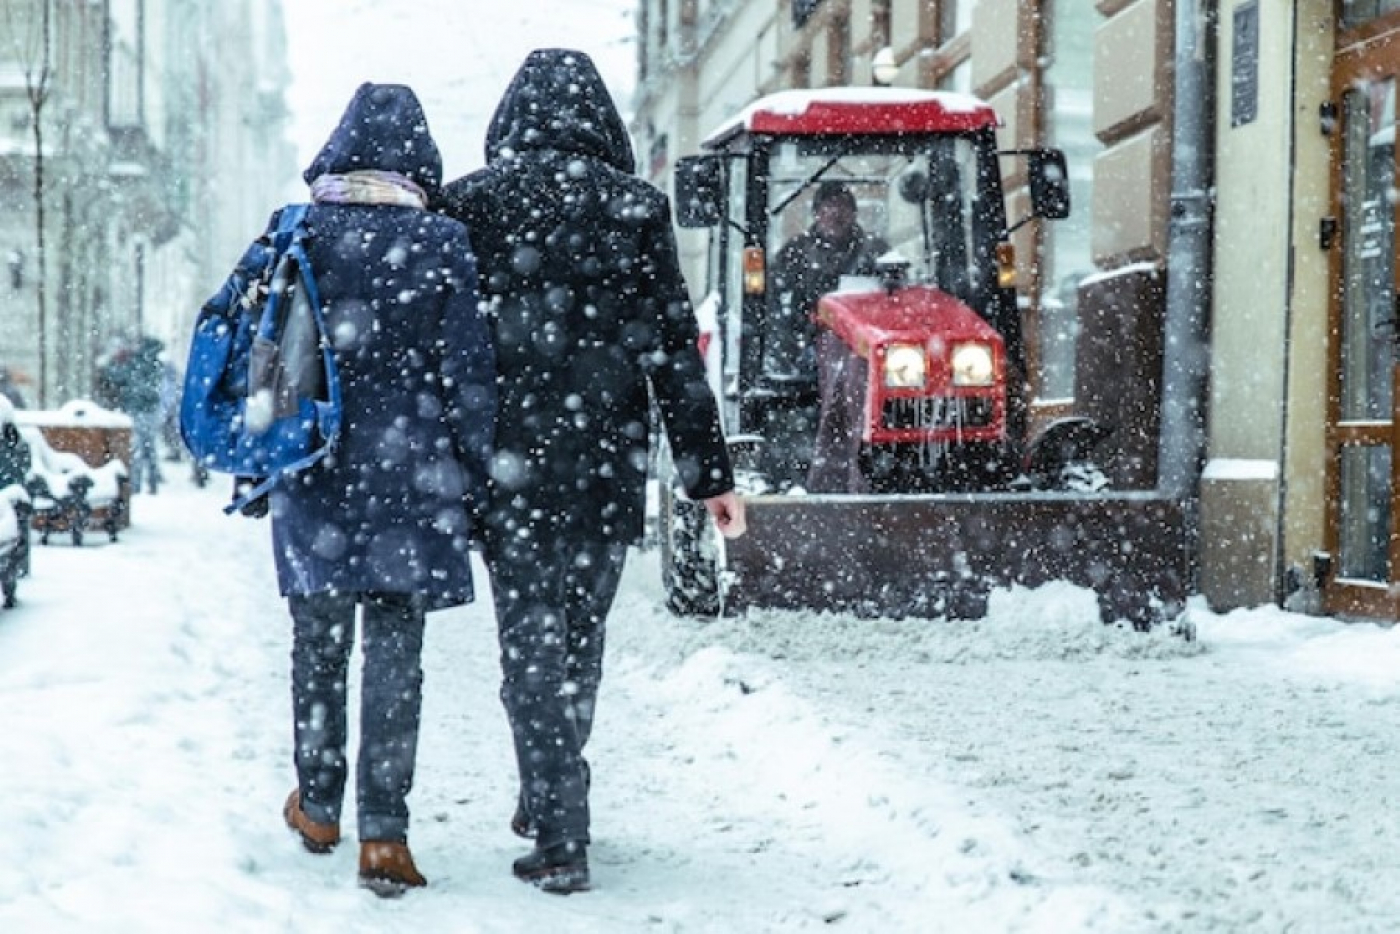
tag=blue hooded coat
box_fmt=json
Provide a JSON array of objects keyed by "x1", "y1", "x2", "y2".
[{"x1": 260, "y1": 83, "x2": 496, "y2": 609}]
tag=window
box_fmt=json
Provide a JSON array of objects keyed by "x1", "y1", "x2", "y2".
[
  {"x1": 872, "y1": 0, "x2": 891, "y2": 48},
  {"x1": 107, "y1": 0, "x2": 144, "y2": 128},
  {"x1": 940, "y1": 0, "x2": 973, "y2": 41},
  {"x1": 938, "y1": 60, "x2": 971, "y2": 94},
  {"x1": 1341, "y1": 0, "x2": 1400, "y2": 29},
  {"x1": 706, "y1": 154, "x2": 749, "y2": 426},
  {"x1": 933, "y1": 0, "x2": 973, "y2": 93},
  {"x1": 1037, "y1": 1, "x2": 1100, "y2": 402},
  {"x1": 794, "y1": 0, "x2": 824, "y2": 29},
  {"x1": 639, "y1": 2, "x2": 650, "y2": 79},
  {"x1": 1338, "y1": 80, "x2": 1396, "y2": 423}
]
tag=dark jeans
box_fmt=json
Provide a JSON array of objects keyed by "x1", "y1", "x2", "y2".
[
  {"x1": 288, "y1": 591, "x2": 425, "y2": 843},
  {"x1": 485, "y1": 533, "x2": 629, "y2": 848}
]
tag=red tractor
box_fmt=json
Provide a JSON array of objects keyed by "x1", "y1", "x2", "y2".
[{"x1": 660, "y1": 88, "x2": 1189, "y2": 626}]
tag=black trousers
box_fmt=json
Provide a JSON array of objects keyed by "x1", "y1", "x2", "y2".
[
  {"x1": 288, "y1": 591, "x2": 425, "y2": 843},
  {"x1": 485, "y1": 532, "x2": 629, "y2": 848}
]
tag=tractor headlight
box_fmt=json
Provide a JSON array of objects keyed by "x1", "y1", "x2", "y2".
[
  {"x1": 883, "y1": 344, "x2": 926, "y2": 388},
  {"x1": 951, "y1": 342, "x2": 995, "y2": 386}
]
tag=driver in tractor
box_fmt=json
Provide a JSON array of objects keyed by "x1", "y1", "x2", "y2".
[{"x1": 760, "y1": 180, "x2": 889, "y2": 489}]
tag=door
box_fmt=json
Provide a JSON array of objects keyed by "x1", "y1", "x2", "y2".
[{"x1": 1326, "y1": 29, "x2": 1400, "y2": 617}]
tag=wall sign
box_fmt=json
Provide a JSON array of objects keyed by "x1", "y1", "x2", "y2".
[{"x1": 1232, "y1": 2, "x2": 1259, "y2": 128}]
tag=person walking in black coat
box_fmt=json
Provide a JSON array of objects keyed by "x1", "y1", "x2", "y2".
[
  {"x1": 215, "y1": 83, "x2": 496, "y2": 896},
  {"x1": 439, "y1": 48, "x2": 745, "y2": 893}
]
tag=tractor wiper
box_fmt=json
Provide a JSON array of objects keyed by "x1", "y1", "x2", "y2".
[{"x1": 769, "y1": 152, "x2": 846, "y2": 216}]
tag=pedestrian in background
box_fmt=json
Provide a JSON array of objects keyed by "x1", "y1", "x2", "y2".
[
  {"x1": 439, "y1": 48, "x2": 744, "y2": 894},
  {"x1": 211, "y1": 82, "x2": 496, "y2": 897},
  {"x1": 0, "y1": 367, "x2": 28, "y2": 409},
  {"x1": 157, "y1": 354, "x2": 182, "y2": 463},
  {"x1": 96, "y1": 335, "x2": 165, "y2": 494}
]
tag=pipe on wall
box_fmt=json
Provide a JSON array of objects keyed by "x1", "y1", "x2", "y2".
[{"x1": 1158, "y1": 0, "x2": 1217, "y2": 508}]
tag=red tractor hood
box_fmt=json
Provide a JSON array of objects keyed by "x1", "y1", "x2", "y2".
[{"x1": 814, "y1": 284, "x2": 1002, "y2": 356}]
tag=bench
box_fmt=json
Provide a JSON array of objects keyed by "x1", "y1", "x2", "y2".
[{"x1": 14, "y1": 401, "x2": 131, "y2": 546}]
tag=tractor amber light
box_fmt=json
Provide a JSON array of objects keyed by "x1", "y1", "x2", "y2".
[
  {"x1": 996, "y1": 242, "x2": 1017, "y2": 288},
  {"x1": 742, "y1": 247, "x2": 765, "y2": 294}
]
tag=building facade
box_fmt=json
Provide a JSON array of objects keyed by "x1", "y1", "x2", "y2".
[
  {"x1": 631, "y1": 0, "x2": 1400, "y2": 622},
  {"x1": 0, "y1": 0, "x2": 295, "y2": 407}
]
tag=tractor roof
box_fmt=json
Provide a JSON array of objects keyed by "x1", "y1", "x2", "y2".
[{"x1": 703, "y1": 87, "x2": 1001, "y2": 149}]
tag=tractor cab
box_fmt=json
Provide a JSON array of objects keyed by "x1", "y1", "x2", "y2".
[{"x1": 674, "y1": 88, "x2": 1069, "y2": 494}]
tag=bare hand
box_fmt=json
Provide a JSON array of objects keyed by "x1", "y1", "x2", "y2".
[{"x1": 703, "y1": 491, "x2": 747, "y2": 539}]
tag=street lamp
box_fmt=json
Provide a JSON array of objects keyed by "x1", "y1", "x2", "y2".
[{"x1": 872, "y1": 47, "x2": 898, "y2": 87}]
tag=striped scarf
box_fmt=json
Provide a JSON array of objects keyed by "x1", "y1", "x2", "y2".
[{"x1": 309, "y1": 170, "x2": 427, "y2": 208}]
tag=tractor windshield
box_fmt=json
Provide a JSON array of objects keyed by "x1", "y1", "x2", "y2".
[{"x1": 765, "y1": 135, "x2": 993, "y2": 313}]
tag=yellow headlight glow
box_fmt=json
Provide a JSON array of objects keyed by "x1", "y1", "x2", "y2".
[
  {"x1": 883, "y1": 344, "x2": 926, "y2": 388},
  {"x1": 951, "y1": 342, "x2": 995, "y2": 386}
]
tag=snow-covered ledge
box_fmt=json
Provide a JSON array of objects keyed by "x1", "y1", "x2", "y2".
[
  {"x1": 14, "y1": 399, "x2": 134, "y2": 429},
  {"x1": 1201, "y1": 458, "x2": 1279, "y2": 482}
]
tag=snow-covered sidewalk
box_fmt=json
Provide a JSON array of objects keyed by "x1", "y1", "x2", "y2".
[{"x1": 1, "y1": 475, "x2": 1398, "y2": 932}]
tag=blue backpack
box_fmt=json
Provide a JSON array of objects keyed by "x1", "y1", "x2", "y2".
[{"x1": 179, "y1": 204, "x2": 342, "y2": 514}]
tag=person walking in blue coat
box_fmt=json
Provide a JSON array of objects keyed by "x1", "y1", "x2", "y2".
[
  {"x1": 223, "y1": 83, "x2": 496, "y2": 896},
  {"x1": 440, "y1": 49, "x2": 744, "y2": 894}
]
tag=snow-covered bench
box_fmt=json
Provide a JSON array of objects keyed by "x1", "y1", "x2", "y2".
[
  {"x1": 19, "y1": 424, "x2": 128, "y2": 545},
  {"x1": 9, "y1": 399, "x2": 130, "y2": 547}
]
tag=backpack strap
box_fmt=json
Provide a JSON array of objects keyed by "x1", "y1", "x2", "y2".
[
  {"x1": 272, "y1": 203, "x2": 311, "y2": 250},
  {"x1": 223, "y1": 207, "x2": 341, "y2": 516},
  {"x1": 224, "y1": 433, "x2": 334, "y2": 514},
  {"x1": 243, "y1": 203, "x2": 315, "y2": 295}
]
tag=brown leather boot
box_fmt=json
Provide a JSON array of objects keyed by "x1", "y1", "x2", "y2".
[
  {"x1": 283, "y1": 789, "x2": 341, "y2": 854},
  {"x1": 358, "y1": 842, "x2": 428, "y2": 898}
]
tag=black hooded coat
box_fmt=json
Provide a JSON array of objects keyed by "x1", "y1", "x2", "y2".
[
  {"x1": 244, "y1": 83, "x2": 496, "y2": 608},
  {"x1": 439, "y1": 49, "x2": 733, "y2": 547}
]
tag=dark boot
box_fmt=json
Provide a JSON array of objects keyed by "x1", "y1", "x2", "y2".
[
  {"x1": 512, "y1": 840, "x2": 590, "y2": 894},
  {"x1": 510, "y1": 760, "x2": 587, "y2": 839},
  {"x1": 283, "y1": 788, "x2": 340, "y2": 854},
  {"x1": 510, "y1": 793, "x2": 536, "y2": 839},
  {"x1": 358, "y1": 842, "x2": 427, "y2": 898}
]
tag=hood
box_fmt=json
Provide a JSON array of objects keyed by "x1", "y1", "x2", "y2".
[
  {"x1": 302, "y1": 83, "x2": 444, "y2": 198},
  {"x1": 484, "y1": 48, "x2": 635, "y2": 174},
  {"x1": 815, "y1": 284, "x2": 1003, "y2": 357}
]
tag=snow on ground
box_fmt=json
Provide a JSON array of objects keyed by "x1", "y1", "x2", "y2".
[{"x1": 1, "y1": 472, "x2": 1398, "y2": 932}]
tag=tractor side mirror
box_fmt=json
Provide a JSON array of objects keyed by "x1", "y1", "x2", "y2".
[
  {"x1": 674, "y1": 155, "x2": 724, "y2": 228},
  {"x1": 1027, "y1": 149, "x2": 1071, "y2": 220}
]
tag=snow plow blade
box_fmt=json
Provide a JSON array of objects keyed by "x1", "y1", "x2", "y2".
[{"x1": 721, "y1": 491, "x2": 1189, "y2": 627}]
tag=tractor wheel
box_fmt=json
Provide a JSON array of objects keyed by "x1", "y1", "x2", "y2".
[{"x1": 660, "y1": 482, "x2": 721, "y2": 618}]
